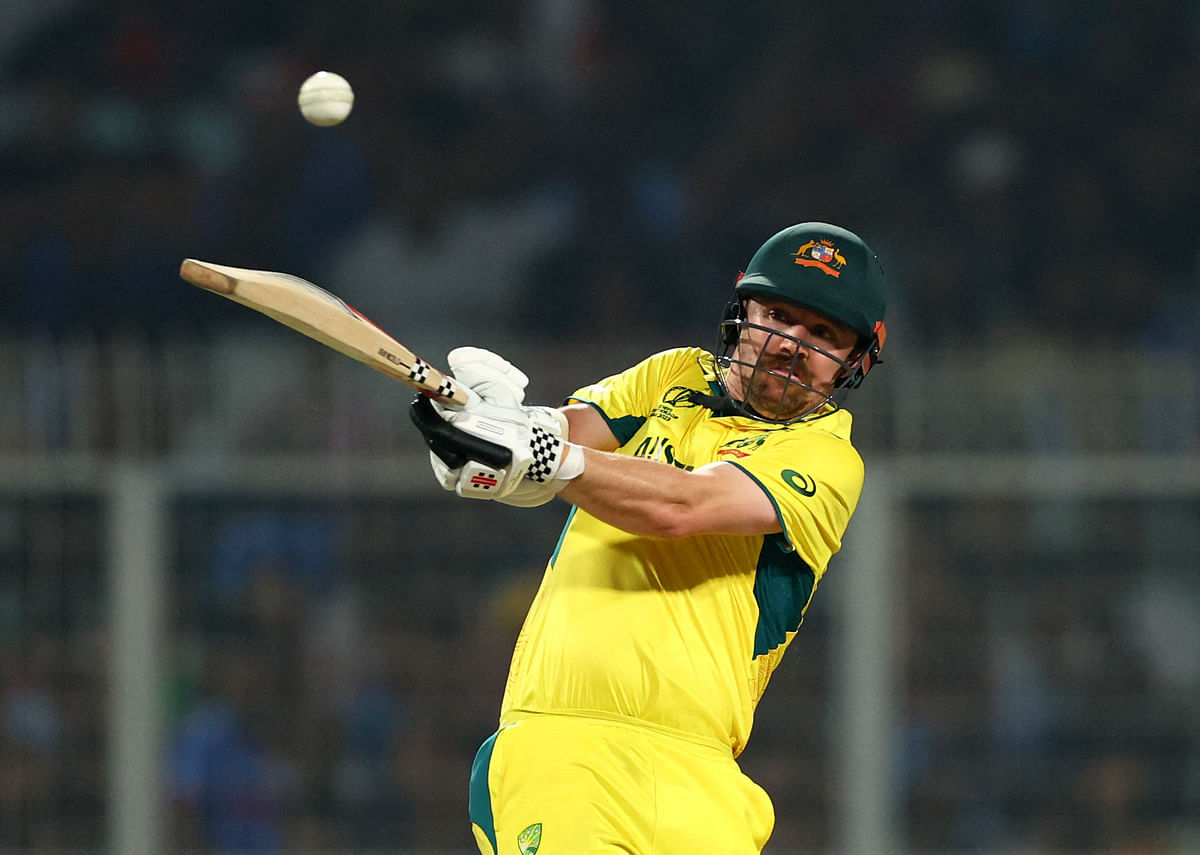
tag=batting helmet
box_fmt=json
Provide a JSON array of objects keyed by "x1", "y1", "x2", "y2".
[{"x1": 721, "y1": 222, "x2": 888, "y2": 390}]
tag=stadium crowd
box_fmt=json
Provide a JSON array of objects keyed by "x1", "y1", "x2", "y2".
[{"x1": 1, "y1": 0, "x2": 1198, "y2": 351}]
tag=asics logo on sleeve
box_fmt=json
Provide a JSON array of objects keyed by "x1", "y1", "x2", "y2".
[{"x1": 782, "y1": 469, "x2": 817, "y2": 496}]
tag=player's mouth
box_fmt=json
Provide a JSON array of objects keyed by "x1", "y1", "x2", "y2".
[{"x1": 762, "y1": 362, "x2": 806, "y2": 384}]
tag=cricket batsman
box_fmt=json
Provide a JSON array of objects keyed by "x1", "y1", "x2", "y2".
[{"x1": 409, "y1": 222, "x2": 888, "y2": 854}]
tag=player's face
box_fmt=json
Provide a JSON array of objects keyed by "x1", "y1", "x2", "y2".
[{"x1": 727, "y1": 298, "x2": 860, "y2": 420}]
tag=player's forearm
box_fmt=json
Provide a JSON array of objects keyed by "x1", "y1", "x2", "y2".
[
  {"x1": 557, "y1": 448, "x2": 778, "y2": 539},
  {"x1": 557, "y1": 447, "x2": 701, "y2": 537}
]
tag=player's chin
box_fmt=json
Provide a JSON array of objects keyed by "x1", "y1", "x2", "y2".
[
  {"x1": 747, "y1": 387, "x2": 813, "y2": 421},
  {"x1": 779, "y1": 397, "x2": 821, "y2": 420}
]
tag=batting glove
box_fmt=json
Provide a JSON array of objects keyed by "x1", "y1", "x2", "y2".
[
  {"x1": 410, "y1": 348, "x2": 582, "y2": 503},
  {"x1": 446, "y1": 347, "x2": 569, "y2": 433},
  {"x1": 412, "y1": 395, "x2": 530, "y2": 498}
]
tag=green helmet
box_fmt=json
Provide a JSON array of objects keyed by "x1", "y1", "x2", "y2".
[
  {"x1": 734, "y1": 222, "x2": 887, "y2": 341},
  {"x1": 716, "y1": 223, "x2": 889, "y2": 410}
]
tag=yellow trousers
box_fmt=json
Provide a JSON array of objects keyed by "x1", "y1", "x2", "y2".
[{"x1": 470, "y1": 713, "x2": 774, "y2": 854}]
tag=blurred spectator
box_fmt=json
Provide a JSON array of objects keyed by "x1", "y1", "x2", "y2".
[
  {"x1": 166, "y1": 636, "x2": 296, "y2": 853},
  {"x1": 0, "y1": 637, "x2": 63, "y2": 848},
  {"x1": 205, "y1": 511, "x2": 336, "y2": 620}
]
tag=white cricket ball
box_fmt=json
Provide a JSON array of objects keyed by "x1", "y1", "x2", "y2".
[{"x1": 298, "y1": 71, "x2": 354, "y2": 127}]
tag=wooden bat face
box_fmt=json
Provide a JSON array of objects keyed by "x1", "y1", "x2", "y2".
[{"x1": 179, "y1": 259, "x2": 469, "y2": 406}]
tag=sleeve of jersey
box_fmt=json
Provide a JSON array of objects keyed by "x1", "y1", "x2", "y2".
[
  {"x1": 564, "y1": 348, "x2": 694, "y2": 447},
  {"x1": 726, "y1": 434, "x2": 866, "y2": 573}
]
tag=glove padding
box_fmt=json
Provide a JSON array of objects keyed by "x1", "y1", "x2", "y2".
[
  {"x1": 410, "y1": 394, "x2": 516, "y2": 493},
  {"x1": 425, "y1": 429, "x2": 561, "y2": 507},
  {"x1": 444, "y1": 346, "x2": 569, "y2": 443},
  {"x1": 443, "y1": 346, "x2": 528, "y2": 414},
  {"x1": 435, "y1": 401, "x2": 582, "y2": 501},
  {"x1": 410, "y1": 348, "x2": 573, "y2": 503}
]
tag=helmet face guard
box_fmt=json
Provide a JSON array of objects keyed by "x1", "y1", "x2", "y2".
[{"x1": 716, "y1": 307, "x2": 861, "y2": 423}]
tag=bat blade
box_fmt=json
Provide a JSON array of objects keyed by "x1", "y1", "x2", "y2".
[{"x1": 179, "y1": 259, "x2": 469, "y2": 406}]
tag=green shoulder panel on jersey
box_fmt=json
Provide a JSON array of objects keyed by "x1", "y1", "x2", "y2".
[{"x1": 753, "y1": 534, "x2": 816, "y2": 657}]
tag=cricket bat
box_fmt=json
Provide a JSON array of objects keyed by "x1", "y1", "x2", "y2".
[{"x1": 179, "y1": 259, "x2": 470, "y2": 407}]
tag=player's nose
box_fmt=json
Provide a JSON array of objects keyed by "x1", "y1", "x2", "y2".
[
  {"x1": 764, "y1": 330, "x2": 794, "y2": 358},
  {"x1": 771, "y1": 328, "x2": 805, "y2": 359}
]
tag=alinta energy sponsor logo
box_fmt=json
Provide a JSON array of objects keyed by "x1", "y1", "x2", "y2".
[
  {"x1": 717, "y1": 435, "x2": 767, "y2": 459},
  {"x1": 792, "y1": 239, "x2": 847, "y2": 278}
]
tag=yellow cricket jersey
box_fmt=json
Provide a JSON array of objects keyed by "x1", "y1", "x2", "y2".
[{"x1": 499, "y1": 347, "x2": 865, "y2": 756}]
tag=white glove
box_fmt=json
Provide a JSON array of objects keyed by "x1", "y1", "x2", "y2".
[
  {"x1": 433, "y1": 402, "x2": 583, "y2": 500},
  {"x1": 444, "y1": 347, "x2": 569, "y2": 437},
  {"x1": 429, "y1": 442, "x2": 543, "y2": 501},
  {"x1": 497, "y1": 406, "x2": 579, "y2": 507},
  {"x1": 444, "y1": 347, "x2": 528, "y2": 414},
  {"x1": 427, "y1": 416, "x2": 574, "y2": 507},
  {"x1": 426, "y1": 348, "x2": 576, "y2": 502},
  {"x1": 428, "y1": 351, "x2": 533, "y2": 499}
]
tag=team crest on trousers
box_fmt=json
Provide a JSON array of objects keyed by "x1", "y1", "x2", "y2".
[{"x1": 518, "y1": 822, "x2": 542, "y2": 854}]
